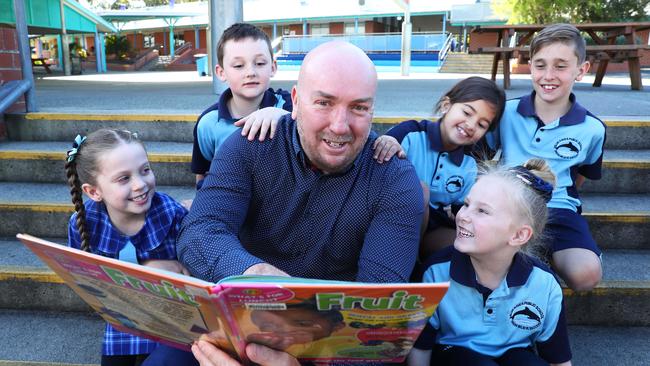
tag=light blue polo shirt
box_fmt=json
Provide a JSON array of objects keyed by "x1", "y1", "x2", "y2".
[
  {"x1": 191, "y1": 88, "x2": 291, "y2": 175},
  {"x1": 419, "y1": 247, "x2": 571, "y2": 363},
  {"x1": 488, "y1": 92, "x2": 606, "y2": 211},
  {"x1": 387, "y1": 120, "x2": 477, "y2": 211}
]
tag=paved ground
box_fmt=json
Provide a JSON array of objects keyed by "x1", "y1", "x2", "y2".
[{"x1": 31, "y1": 68, "x2": 650, "y2": 117}]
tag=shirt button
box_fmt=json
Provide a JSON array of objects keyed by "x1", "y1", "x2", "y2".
[
  {"x1": 435, "y1": 176, "x2": 440, "y2": 180},
  {"x1": 535, "y1": 138, "x2": 541, "y2": 142},
  {"x1": 439, "y1": 164, "x2": 443, "y2": 168},
  {"x1": 487, "y1": 308, "x2": 493, "y2": 314}
]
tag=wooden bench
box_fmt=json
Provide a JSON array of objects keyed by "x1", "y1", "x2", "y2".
[
  {"x1": 31, "y1": 58, "x2": 52, "y2": 74},
  {"x1": 476, "y1": 44, "x2": 650, "y2": 90}
]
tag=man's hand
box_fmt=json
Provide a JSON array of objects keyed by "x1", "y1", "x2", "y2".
[
  {"x1": 234, "y1": 107, "x2": 289, "y2": 142},
  {"x1": 191, "y1": 340, "x2": 300, "y2": 366},
  {"x1": 142, "y1": 259, "x2": 190, "y2": 276},
  {"x1": 243, "y1": 263, "x2": 290, "y2": 277},
  {"x1": 372, "y1": 135, "x2": 406, "y2": 163}
]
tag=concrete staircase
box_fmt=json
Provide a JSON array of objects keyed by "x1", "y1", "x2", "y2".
[
  {"x1": 1, "y1": 113, "x2": 649, "y2": 365},
  {"x1": 439, "y1": 52, "x2": 502, "y2": 74}
]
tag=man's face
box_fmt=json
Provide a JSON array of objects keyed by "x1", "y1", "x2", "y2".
[{"x1": 291, "y1": 51, "x2": 376, "y2": 174}]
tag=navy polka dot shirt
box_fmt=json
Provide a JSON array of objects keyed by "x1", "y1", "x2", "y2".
[{"x1": 178, "y1": 115, "x2": 423, "y2": 284}]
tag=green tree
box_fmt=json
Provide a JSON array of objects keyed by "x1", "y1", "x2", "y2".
[
  {"x1": 105, "y1": 34, "x2": 131, "y2": 59},
  {"x1": 493, "y1": 0, "x2": 650, "y2": 24}
]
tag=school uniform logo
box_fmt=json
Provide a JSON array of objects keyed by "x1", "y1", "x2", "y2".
[
  {"x1": 509, "y1": 301, "x2": 544, "y2": 330},
  {"x1": 554, "y1": 138, "x2": 582, "y2": 159},
  {"x1": 445, "y1": 176, "x2": 464, "y2": 193}
]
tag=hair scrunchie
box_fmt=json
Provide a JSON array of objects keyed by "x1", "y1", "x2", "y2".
[
  {"x1": 66, "y1": 135, "x2": 87, "y2": 163},
  {"x1": 508, "y1": 165, "x2": 554, "y2": 203}
]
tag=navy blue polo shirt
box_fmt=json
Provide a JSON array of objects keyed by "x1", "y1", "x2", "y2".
[
  {"x1": 386, "y1": 120, "x2": 476, "y2": 211},
  {"x1": 191, "y1": 87, "x2": 292, "y2": 174},
  {"x1": 178, "y1": 114, "x2": 423, "y2": 284},
  {"x1": 415, "y1": 247, "x2": 571, "y2": 364},
  {"x1": 488, "y1": 92, "x2": 606, "y2": 211}
]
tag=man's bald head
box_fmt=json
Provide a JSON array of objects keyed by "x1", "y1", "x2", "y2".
[
  {"x1": 296, "y1": 41, "x2": 377, "y2": 94},
  {"x1": 290, "y1": 41, "x2": 377, "y2": 175}
]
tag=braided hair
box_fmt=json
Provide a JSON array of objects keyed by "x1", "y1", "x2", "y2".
[{"x1": 64, "y1": 129, "x2": 143, "y2": 252}]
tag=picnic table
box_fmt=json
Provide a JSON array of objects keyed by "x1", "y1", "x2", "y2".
[
  {"x1": 471, "y1": 22, "x2": 650, "y2": 90},
  {"x1": 31, "y1": 57, "x2": 52, "y2": 74}
]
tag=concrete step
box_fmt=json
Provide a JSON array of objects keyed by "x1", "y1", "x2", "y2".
[
  {"x1": 0, "y1": 309, "x2": 648, "y2": 366},
  {"x1": 0, "y1": 310, "x2": 101, "y2": 365},
  {"x1": 1, "y1": 142, "x2": 647, "y2": 192},
  {"x1": 1, "y1": 184, "x2": 647, "y2": 249},
  {"x1": 0, "y1": 183, "x2": 194, "y2": 238},
  {"x1": 0, "y1": 141, "x2": 194, "y2": 186},
  {"x1": 7, "y1": 113, "x2": 650, "y2": 150},
  {"x1": 1, "y1": 236, "x2": 649, "y2": 326}
]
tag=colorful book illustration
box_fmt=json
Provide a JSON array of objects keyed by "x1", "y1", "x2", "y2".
[{"x1": 18, "y1": 233, "x2": 449, "y2": 364}]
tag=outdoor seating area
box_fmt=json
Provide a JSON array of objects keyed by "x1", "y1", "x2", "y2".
[
  {"x1": 30, "y1": 58, "x2": 52, "y2": 74},
  {"x1": 472, "y1": 22, "x2": 650, "y2": 90}
]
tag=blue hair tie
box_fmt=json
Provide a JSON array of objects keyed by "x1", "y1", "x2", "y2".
[
  {"x1": 509, "y1": 166, "x2": 554, "y2": 203},
  {"x1": 66, "y1": 135, "x2": 87, "y2": 163}
]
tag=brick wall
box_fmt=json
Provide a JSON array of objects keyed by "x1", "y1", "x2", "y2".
[
  {"x1": 0, "y1": 25, "x2": 25, "y2": 125},
  {"x1": 330, "y1": 22, "x2": 344, "y2": 35}
]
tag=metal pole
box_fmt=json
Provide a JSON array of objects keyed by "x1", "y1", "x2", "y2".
[
  {"x1": 169, "y1": 20, "x2": 175, "y2": 58},
  {"x1": 59, "y1": 0, "x2": 71, "y2": 75},
  {"x1": 94, "y1": 30, "x2": 101, "y2": 72},
  {"x1": 12, "y1": 0, "x2": 36, "y2": 111},
  {"x1": 442, "y1": 12, "x2": 446, "y2": 36},
  {"x1": 209, "y1": 0, "x2": 243, "y2": 95},
  {"x1": 273, "y1": 22, "x2": 277, "y2": 40},
  {"x1": 354, "y1": 17, "x2": 359, "y2": 34},
  {"x1": 100, "y1": 33, "x2": 107, "y2": 72},
  {"x1": 195, "y1": 26, "x2": 200, "y2": 49},
  {"x1": 400, "y1": 6, "x2": 411, "y2": 76}
]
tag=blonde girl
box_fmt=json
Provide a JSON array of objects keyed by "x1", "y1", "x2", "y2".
[{"x1": 409, "y1": 159, "x2": 571, "y2": 366}]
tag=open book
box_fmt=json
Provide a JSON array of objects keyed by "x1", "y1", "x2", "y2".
[{"x1": 18, "y1": 234, "x2": 449, "y2": 364}]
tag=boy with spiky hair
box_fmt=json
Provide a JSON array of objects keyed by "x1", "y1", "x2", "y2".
[{"x1": 192, "y1": 23, "x2": 292, "y2": 187}]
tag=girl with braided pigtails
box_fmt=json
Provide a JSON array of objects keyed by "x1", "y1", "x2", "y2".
[{"x1": 64, "y1": 129, "x2": 189, "y2": 366}]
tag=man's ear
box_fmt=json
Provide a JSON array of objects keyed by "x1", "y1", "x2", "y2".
[
  {"x1": 509, "y1": 224, "x2": 533, "y2": 249},
  {"x1": 215, "y1": 64, "x2": 227, "y2": 82},
  {"x1": 575, "y1": 60, "x2": 590, "y2": 81},
  {"x1": 81, "y1": 183, "x2": 102, "y2": 202},
  {"x1": 291, "y1": 86, "x2": 299, "y2": 120}
]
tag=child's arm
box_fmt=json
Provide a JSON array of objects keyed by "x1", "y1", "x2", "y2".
[
  {"x1": 372, "y1": 135, "x2": 406, "y2": 163},
  {"x1": 234, "y1": 107, "x2": 289, "y2": 142},
  {"x1": 407, "y1": 348, "x2": 431, "y2": 366},
  {"x1": 143, "y1": 259, "x2": 190, "y2": 276},
  {"x1": 575, "y1": 174, "x2": 586, "y2": 189}
]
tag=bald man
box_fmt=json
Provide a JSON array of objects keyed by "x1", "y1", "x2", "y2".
[{"x1": 144, "y1": 41, "x2": 423, "y2": 366}]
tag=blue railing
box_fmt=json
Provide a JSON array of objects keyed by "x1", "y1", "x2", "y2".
[{"x1": 282, "y1": 32, "x2": 448, "y2": 54}]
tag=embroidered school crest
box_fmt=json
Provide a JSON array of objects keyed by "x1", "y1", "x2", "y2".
[
  {"x1": 445, "y1": 176, "x2": 464, "y2": 193},
  {"x1": 510, "y1": 302, "x2": 543, "y2": 330},
  {"x1": 554, "y1": 137, "x2": 582, "y2": 159}
]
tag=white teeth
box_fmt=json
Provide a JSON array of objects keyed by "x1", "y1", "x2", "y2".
[
  {"x1": 457, "y1": 126, "x2": 468, "y2": 137},
  {"x1": 457, "y1": 227, "x2": 474, "y2": 238},
  {"x1": 542, "y1": 85, "x2": 557, "y2": 90},
  {"x1": 131, "y1": 192, "x2": 148, "y2": 202},
  {"x1": 324, "y1": 139, "x2": 344, "y2": 148}
]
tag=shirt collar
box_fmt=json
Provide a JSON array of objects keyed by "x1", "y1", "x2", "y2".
[
  {"x1": 449, "y1": 248, "x2": 533, "y2": 289},
  {"x1": 218, "y1": 88, "x2": 280, "y2": 122},
  {"x1": 85, "y1": 192, "x2": 176, "y2": 255},
  {"x1": 516, "y1": 92, "x2": 587, "y2": 126},
  {"x1": 426, "y1": 120, "x2": 465, "y2": 166}
]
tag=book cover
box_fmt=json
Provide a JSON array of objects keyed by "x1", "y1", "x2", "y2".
[{"x1": 18, "y1": 233, "x2": 448, "y2": 364}]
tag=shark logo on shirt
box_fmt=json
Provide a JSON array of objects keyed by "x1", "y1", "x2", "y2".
[
  {"x1": 510, "y1": 302, "x2": 544, "y2": 330},
  {"x1": 554, "y1": 137, "x2": 582, "y2": 159},
  {"x1": 445, "y1": 175, "x2": 464, "y2": 193}
]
